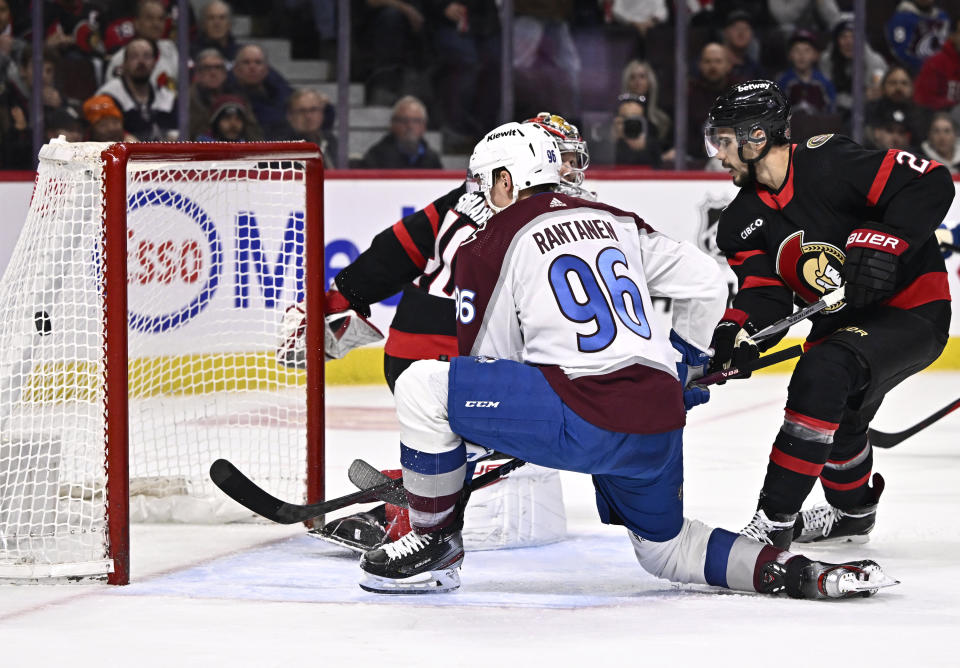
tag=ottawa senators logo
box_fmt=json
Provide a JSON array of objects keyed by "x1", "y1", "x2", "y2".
[{"x1": 776, "y1": 231, "x2": 846, "y2": 311}]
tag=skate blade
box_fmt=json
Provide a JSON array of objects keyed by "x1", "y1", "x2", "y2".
[
  {"x1": 795, "y1": 534, "x2": 870, "y2": 546},
  {"x1": 838, "y1": 570, "x2": 900, "y2": 597},
  {"x1": 306, "y1": 529, "x2": 369, "y2": 555},
  {"x1": 359, "y1": 568, "x2": 461, "y2": 594}
]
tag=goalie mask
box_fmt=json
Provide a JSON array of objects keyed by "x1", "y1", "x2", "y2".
[
  {"x1": 469, "y1": 122, "x2": 562, "y2": 213},
  {"x1": 704, "y1": 80, "x2": 790, "y2": 165},
  {"x1": 522, "y1": 112, "x2": 590, "y2": 188}
]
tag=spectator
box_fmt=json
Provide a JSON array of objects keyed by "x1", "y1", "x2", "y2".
[
  {"x1": 620, "y1": 59, "x2": 671, "y2": 144},
  {"x1": 45, "y1": 104, "x2": 85, "y2": 142},
  {"x1": 188, "y1": 48, "x2": 254, "y2": 140},
  {"x1": 866, "y1": 102, "x2": 916, "y2": 151},
  {"x1": 0, "y1": 0, "x2": 27, "y2": 77},
  {"x1": 767, "y1": 0, "x2": 841, "y2": 34},
  {"x1": 684, "y1": 42, "x2": 739, "y2": 161},
  {"x1": 920, "y1": 111, "x2": 960, "y2": 170},
  {"x1": 820, "y1": 15, "x2": 886, "y2": 119},
  {"x1": 426, "y1": 0, "x2": 500, "y2": 149},
  {"x1": 281, "y1": 88, "x2": 337, "y2": 167},
  {"x1": 83, "y1": 94, "x2": 137, "y2": 142},
  {"x1": 777, "y1": 30, "x2": 836, "y2": 115},
  {"x1": 867, "y1": 65, "x2": 927, "y2": 140},
  {"x1": 607, "y1": 0, "x2": 668, "y2": 58},
  {"x1": 513, "y1": 0, "x2": 581, "y2": 119},
  {"x1": 354, "y1": 0, "x2": 427, "y2": 106},
  {"x1": 197, "y1": 94, "x2": 261, "y2": 141},
  {"x1": 914, "y1": 17, "x2": 960, "y2": 111},
  {"x1": 230, "y1": 43, "x2": 292, "y2": 138},
  {"x1": 886, "y1": 0, "x2": 950, "y2": 75},
  {"x1": 105, "y1": 0, "x2": 178, "y2": 90},
  {"x1": 612, "y1": 93, "x2": 662, "y2": 167},
  {"x1": 722, "y1": 10, "x2": 764, "y2": 80},
  {"x1": 191, "y1": 0, "x2": 238, "y2": 61},
  {"x1": 359, "y1": 95, "x2": 442, "y2": 169},
  {"x1": 96, "y1": 36, "x2": 177, "y2": 140}
]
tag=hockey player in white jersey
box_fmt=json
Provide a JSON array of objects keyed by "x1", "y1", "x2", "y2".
[{"x1": 357, "y1": 121, "x2": 898, "y2": 600}]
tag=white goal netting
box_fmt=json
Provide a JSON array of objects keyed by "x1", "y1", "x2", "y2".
[{"x1": 0, "y1": 140, "x2": 321, "y2": 580}]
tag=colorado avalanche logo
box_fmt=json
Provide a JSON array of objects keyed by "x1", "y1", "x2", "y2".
[{"x1": 776, "y1": 231, "x2": 846, "y2": 312}]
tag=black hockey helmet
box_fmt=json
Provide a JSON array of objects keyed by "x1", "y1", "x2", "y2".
[{"x1": 704, "y1": 80, "x2": 791, "y2": 163}]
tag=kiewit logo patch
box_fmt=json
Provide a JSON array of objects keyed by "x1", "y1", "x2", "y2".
[
  {"x1": 465, "y1": 401, "x2": 500, "y2": 407},
  {"x1": 550, "y1": 197, "x2": 565, "y2": 208},
  {"x1": 487, "y1": 128, "x2": 519, "y2": 141}
]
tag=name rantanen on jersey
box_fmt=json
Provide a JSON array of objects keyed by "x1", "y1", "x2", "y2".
[{"x1": 532, "y1": 217, "x2": 620, "y2": 254}]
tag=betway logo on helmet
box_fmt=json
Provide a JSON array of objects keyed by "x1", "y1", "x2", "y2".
[
  {"x1": 487, "y1": 128, "x2": 519, "y2": 141},
  {"x1": 736, "y1": 82, "x2": 770, "y2": 92}
]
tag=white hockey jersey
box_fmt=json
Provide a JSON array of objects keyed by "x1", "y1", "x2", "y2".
[{"x1": 454, "y1": 192, "x2": 726, "y2": 434}]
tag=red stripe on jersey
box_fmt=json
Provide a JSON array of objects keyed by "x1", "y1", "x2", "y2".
[
  {"x1": 770, "y1": 446, "x2": 824, "y2": 477},
  {"x1": 741, "y1": 275, "x2": 785, "y2": 290},
  {"x1": 723, "y1": 308, "x2": 750, "y2": 327},
  {"x1": 866, "y1": 150, "x2": 897, "y2": 206},
  {"x1": 424, "y1": 203, "x2": 441, "y2": 236},
  {"x1": 784, "y1": 408, "x2": 839, "y2": 434},
  {"x1": 391, "y1": 220, "x2": 427, "y2": 270},
  {"x1": 755, "y1": 145, "x2": 796, "y2": 210},
  {"x1": 728, "y1": 249, "x2": 766, "y2": 266},
  {"x1": 384, "y1": 328, "x2": 459, "y2": 360},
  {"x1": 885, "y1": 271, "x2": 951, "y2": 309},
  {"x1": 820, "y1": 471, "x2": 872, "y2": 491}
]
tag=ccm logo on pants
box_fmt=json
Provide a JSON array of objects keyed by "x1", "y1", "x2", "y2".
[{"x1": 465, "y1": 401, "x2": 500, "y2": 407}]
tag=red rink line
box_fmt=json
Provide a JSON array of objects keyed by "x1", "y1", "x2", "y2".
[{"x1": 326, "y1": 406, "x2": 399, "y2": 431}]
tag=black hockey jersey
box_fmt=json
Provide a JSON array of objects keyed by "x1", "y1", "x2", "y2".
[
  {"x1": 334, "y1": 182, "x2": 485, "y2": 360},
  {"x1": 717, "y1": 134, "x2": 954, "y2": 345}
]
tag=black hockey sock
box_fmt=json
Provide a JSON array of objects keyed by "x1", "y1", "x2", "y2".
[
  {"x1": 759, "y1": 429, "x2": 831, "y2": 516},
  {"x1": 821, "y1": 441, "x2": 878, "y2": 509}
]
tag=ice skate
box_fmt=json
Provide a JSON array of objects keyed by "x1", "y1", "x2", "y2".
[
  {"x1": 786, "y1": 557, "x2": 899, "y2": 599},
  {"x1": 308, "y1": 507, "x2": 388, "y2": 554},
  {"x1": 359, "y1": 527, "x2": 464, "y2": 594},
  {"x1": 740, "y1": 508, "x2": 798, "y2": 549},
  {"x1": 794, "y1": 474, "x2": 883, "y2": 544}
]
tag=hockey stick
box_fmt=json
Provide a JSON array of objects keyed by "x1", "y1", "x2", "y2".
[
  {"x1": 941, "y1": 241, "x2": 960, "y2": 254},
  {"x1": 695, "y1": 344, "x2": 804, "y2": 387},
  {"x1": 867, "y1": 396, "x2": 960, "y2": 448},
  {"x1": 210, "y1": 456, "x2": 526, "y2": 525},
  {"x1": 748, "y1": 286, "x2": 845, "y2": 344}
]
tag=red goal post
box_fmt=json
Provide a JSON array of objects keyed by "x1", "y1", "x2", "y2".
[{"x1": 0, "y1": 140, "x2": 325, "y2": 585}]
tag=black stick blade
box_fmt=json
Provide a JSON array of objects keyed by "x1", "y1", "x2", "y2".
[
  {"x1": 869, "y1": 396, "x2": 960, "y2": 448},
  {"x1": 210, "y1": 458, "x2": 305, "y2": 524}
]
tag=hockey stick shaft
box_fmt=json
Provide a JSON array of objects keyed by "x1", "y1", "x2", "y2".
[
  {"x1": 941, "y1": 241, "x2": 960, "y2": 253},
  {"x1": 868, "y1": 396, "x2": 960, "y2": 448},
  {"x1": 210, "y1": 456, "x2": 527, "y2": 525},
  {"x1": 749, "y1": 286, "x2": 845, "y2": 344},
  {"x1": 695, "y1": 344, "x2": 803, "y2": 387}
]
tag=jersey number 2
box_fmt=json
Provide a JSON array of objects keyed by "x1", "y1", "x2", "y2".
[{"x1": 549, "y1": 247, "x2": 651, "y2": 352}]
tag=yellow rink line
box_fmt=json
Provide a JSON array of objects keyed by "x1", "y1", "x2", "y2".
[{"x1": 325, "y1": 337, "x2": 960, "y2": 386}]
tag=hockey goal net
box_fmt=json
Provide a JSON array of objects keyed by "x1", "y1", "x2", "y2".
[{"x1": 0, "y1": 140, "x2": 325, "y2": 584}]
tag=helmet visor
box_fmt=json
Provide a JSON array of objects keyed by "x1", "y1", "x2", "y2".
[{"x1": 704, "y1": 123, "x2": 739, "y2": 158}]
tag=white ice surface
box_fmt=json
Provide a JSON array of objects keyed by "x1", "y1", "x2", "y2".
[{"x1": 2, "y1": 372, "x2": 959, "y2": 667}]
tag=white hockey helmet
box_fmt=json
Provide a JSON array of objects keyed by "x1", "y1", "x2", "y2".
[
  {"x1": 468, "y1": 122, "x2": 562, "y2": 212},
  {"x1": 522, "y1": 112, "x2": 590, "y2": 186}
]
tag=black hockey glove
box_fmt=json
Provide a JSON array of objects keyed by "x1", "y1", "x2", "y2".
[
  {"x1": 841, "y1": 246, "x2": 900, "y2": 309},
  {"x1": 707, "y1": 319, "x2": 760, "y2": 380}
]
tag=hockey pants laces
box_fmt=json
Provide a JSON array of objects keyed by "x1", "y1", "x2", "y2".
[{"x1": 383, "y1": 531, "x2": 431, "y2": 561}]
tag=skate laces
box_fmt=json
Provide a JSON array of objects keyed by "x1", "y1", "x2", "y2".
[
  {"x1": 383, "y1": 531, "x2": 432, "y2": 561},
  {"x1": 741, "y1": 510, "x2": 793, "y2": 544},
  {"x1": 803, "y1": 504, "x2": 842, "y2": 537}
]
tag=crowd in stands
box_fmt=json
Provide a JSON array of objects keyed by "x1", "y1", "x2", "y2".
[{"x1": 3, "y1": 0, "x2": 960, "y2": 171}]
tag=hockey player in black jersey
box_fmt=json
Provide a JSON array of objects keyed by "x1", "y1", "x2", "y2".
[{"x1": 704, "y1": 80, "x2": 953, "y2": 548}]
